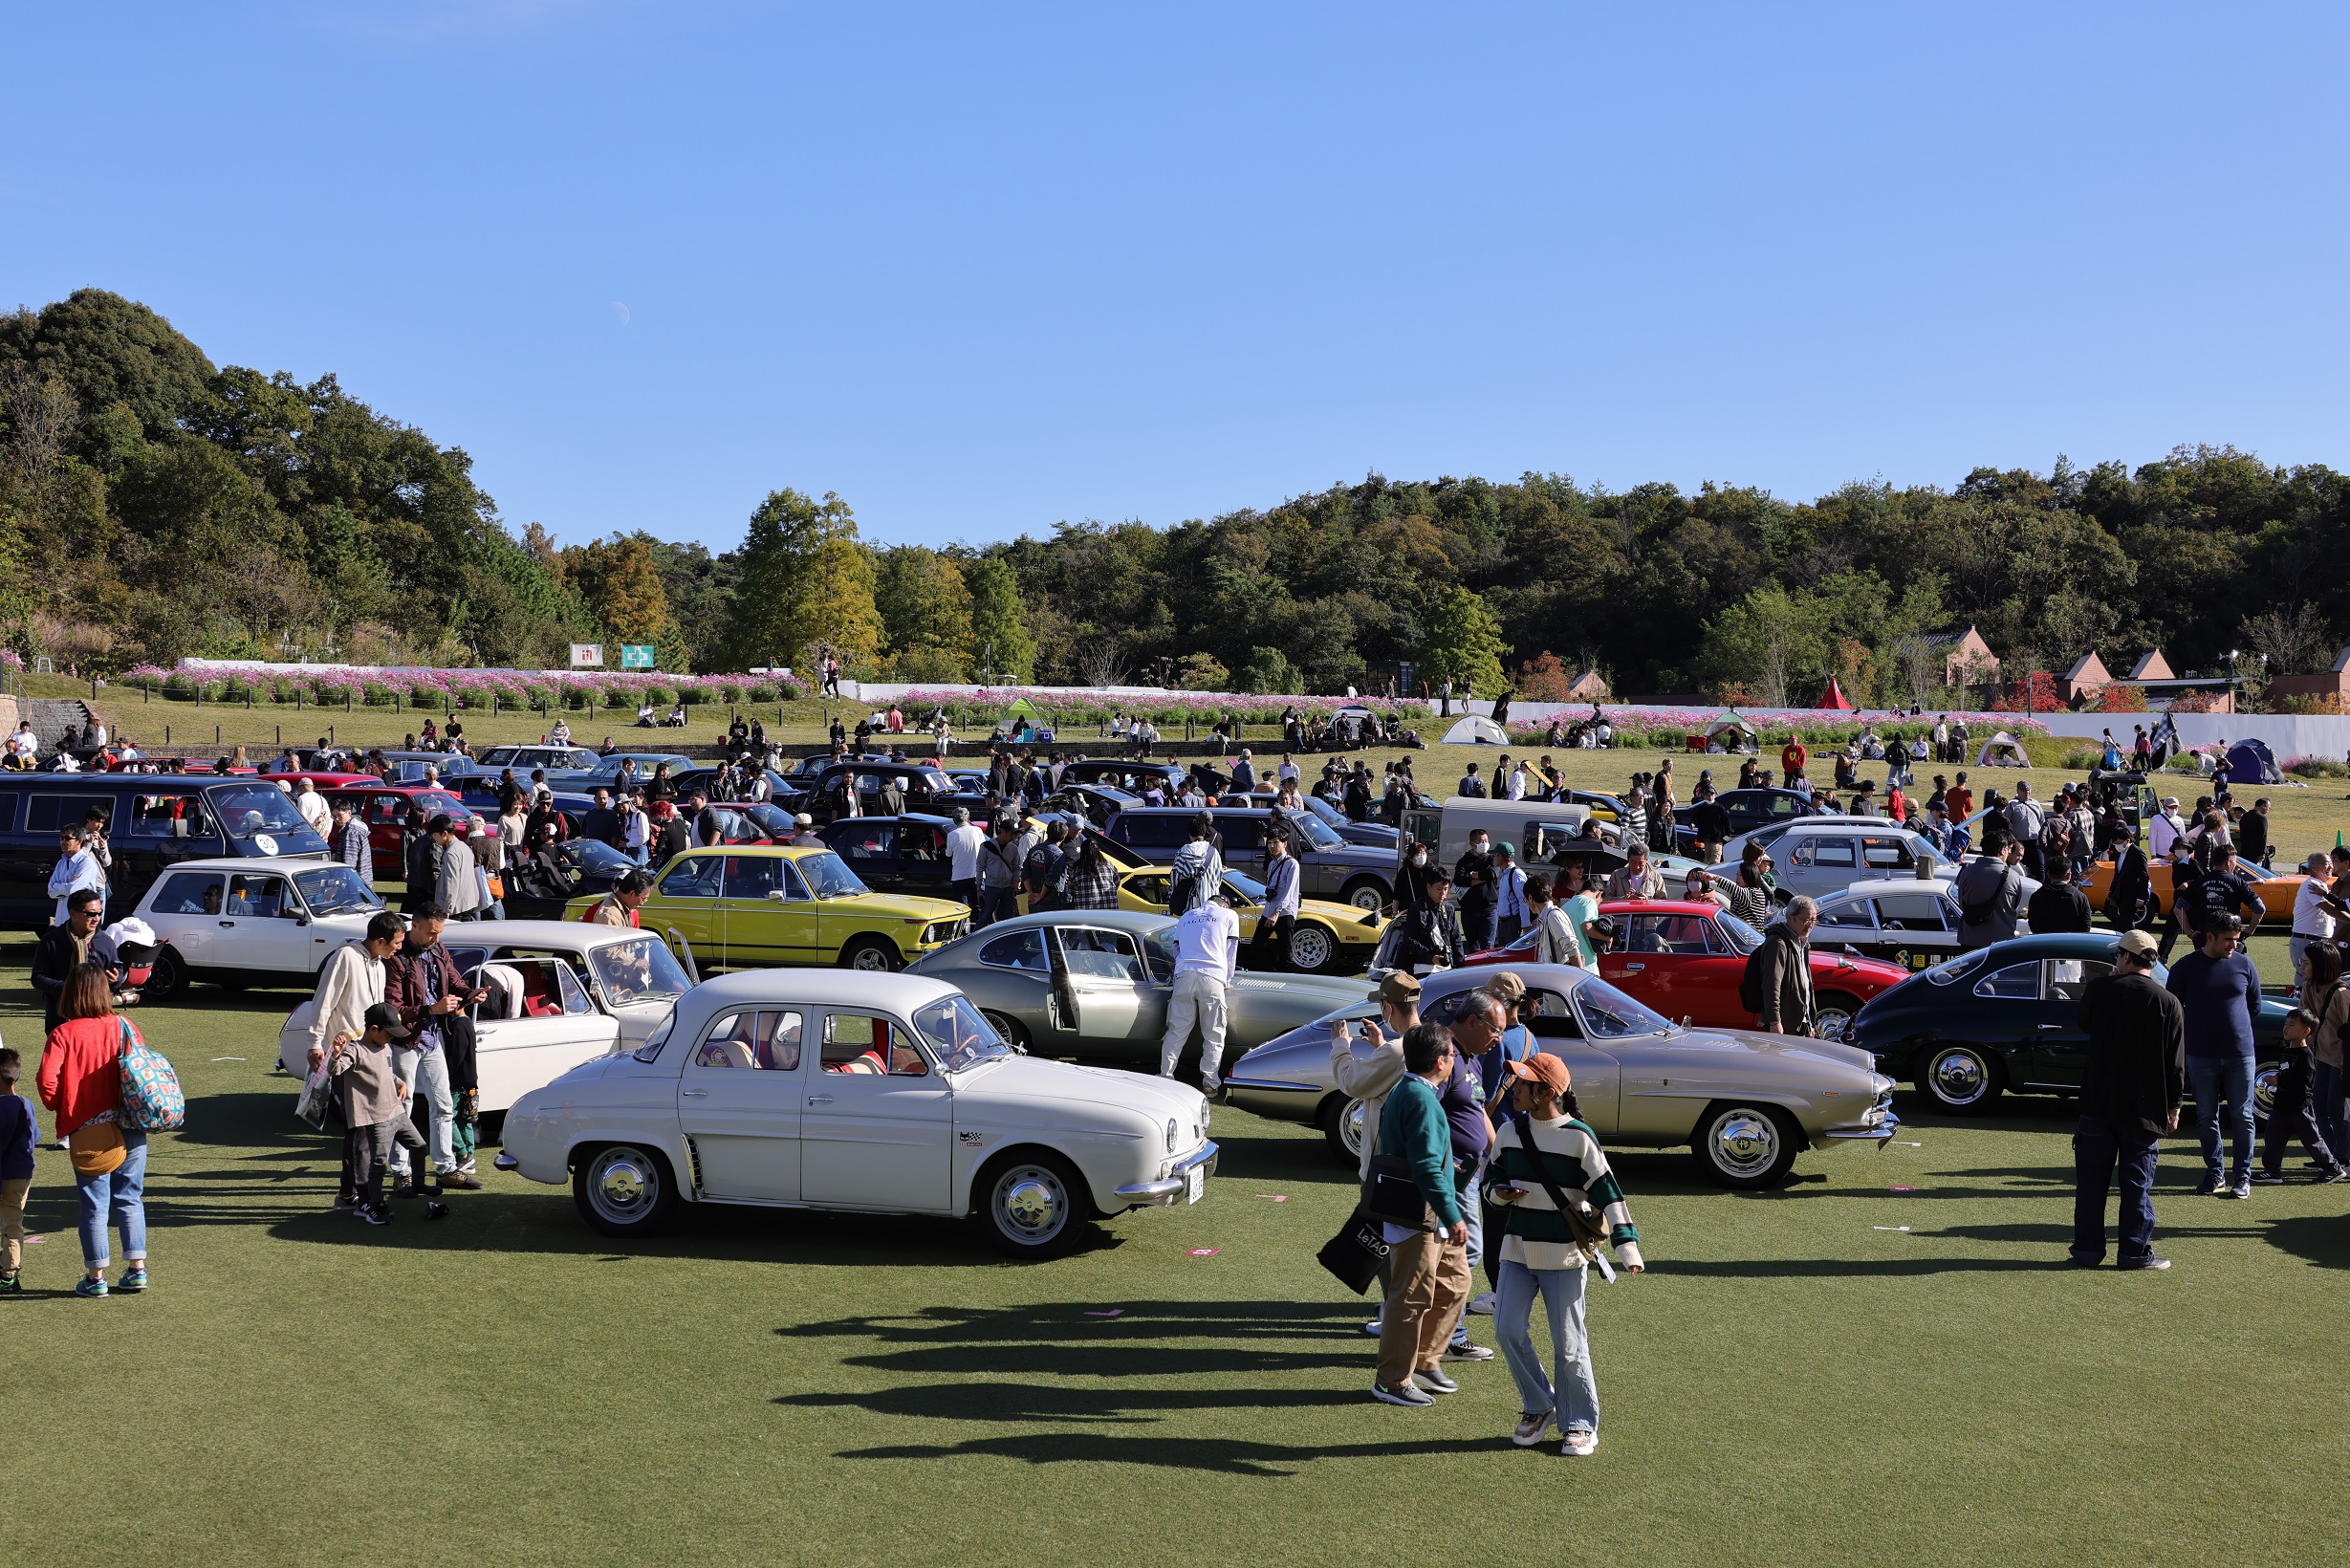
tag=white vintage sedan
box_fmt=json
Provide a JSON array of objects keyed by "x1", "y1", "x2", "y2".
[
  {"x1": 136, "y1": 856, "x2": 383, "y2": 998},
  {"x1": 493, "y1": 969, "x2": 1218, "y2": 1257},
  {"x1": 272, "y1": 920, "x2": 693, "y2": 1114}
]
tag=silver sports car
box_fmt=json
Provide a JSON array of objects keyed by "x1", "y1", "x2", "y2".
[
  {"x1": 1222, "y1": 963, "x2": 1898, "y2": 1188},
  {"x1": 903, "y1": 909, "x2": 1369, "y2": 1066}
]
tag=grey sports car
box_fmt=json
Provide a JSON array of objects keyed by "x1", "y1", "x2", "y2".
[
  {"x1": 903, "y1": 909, "x2": 1369, "y2": 1067},
  {"x1": 1222, "y1": 963, "x2": 1899, "y2": 1188}
]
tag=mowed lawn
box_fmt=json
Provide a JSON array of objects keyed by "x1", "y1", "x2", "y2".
[{"x1": 6, "y1": 943, "x2": 2350, "y2": 1566}]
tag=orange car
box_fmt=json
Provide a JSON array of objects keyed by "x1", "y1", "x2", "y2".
[{"x1": 2079, "y1": 854, "x2": 2304, "y2": 923}]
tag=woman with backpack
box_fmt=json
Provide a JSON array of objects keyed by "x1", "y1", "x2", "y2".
[{"x1": 36, "y1": 962, "x2": 156, "y2": 1297}]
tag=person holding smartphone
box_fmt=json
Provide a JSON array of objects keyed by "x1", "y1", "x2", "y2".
[
  {"x1": 383, "y1": 906, "x2": 492, "y2": 1195},
  {"x1": 1487, "y1": 1052, "x2": 1643, "y2": 1455}
]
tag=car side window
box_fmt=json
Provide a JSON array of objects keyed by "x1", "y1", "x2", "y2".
[
  {"x1": 227, "y1": 873, "x2": 290, "y2": 918},
  {"x1": 1522, "y1": 989, "x2": 1583, "y2": 1039},
  {"x1": 127, "y1": 792, "x2": 213, "y2": 839},
  {"x1": 1873, "y1": 893, "x2": 1949, "y2": 932},
  {"x1": 694, "y1": 1008, "x2": 805, "y2": 1071},
  {"x1": 1860, "y1": 836, "x2": 1916, "y2": 873},
  {"x1": 2044, "y1": 958, "x2": 2111, "y2": 1003},
  {"x1": 1817, "y1": 899, "x2": 1876, "y2": 930},
  {"x1": 834, "y1": 824, "x2": 895, "y2": 860},
  {"x1": 978, "y1": 928, "x2": 1050, "y2": 971},
  {"x1": 555, "y1": 961, "x2": 596, "y2": 1015},
  {"x1": 1124, "y1": 872, "x2": 1172, "y2": 906},
  {"x1": 1972, "y1": 961, "x2": 2041, "y2": 1000},
  {"x1": 1216, "y1": 817, "x2": 1266, "y2": 853},
  {"x1": 152, "y1": 872, "x2": 225, "y2": 915},
  {"x1": 1811, "y1": 838, "x2": 1858, "y2": 868},
  {"x1": 724, "y1": 856, "x2": 782, "y2": 900},
  {"x1": 660, "y1": 856, "x2": 723, "y2": 898},
  {"x1": 822, "y1": 1012, "x2": 927, "y2": 1076},
  {"x1": 1058, "y1": 926, "x2": 1147, "y2": 982}
]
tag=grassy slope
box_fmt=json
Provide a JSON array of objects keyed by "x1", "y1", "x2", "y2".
[{"x1": 6, "y1": 938, "x2": 2350, "y2": 1565}]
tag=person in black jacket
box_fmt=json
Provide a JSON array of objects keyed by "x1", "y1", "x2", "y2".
[
  {"x1": 33, "y1": 889, "x2": 104, "y2": 1031},
  {"x1": 2027, "y1": 863, "x2": 2094, "y2": 934},
  {"x1": 1748, "y1": 898, "x2": 1817, "y2": 1034},
  {"x1": 2071, "y1": 930, "x2": 2185, "y2": 1270},
  {"x1": 2104, "y1": 826, "x2": 2152, "y2": 931},
  {"x1": 1391, "y1": 870, "x2": 1466, "y2": 974}
]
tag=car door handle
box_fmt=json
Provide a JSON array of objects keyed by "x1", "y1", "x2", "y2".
[
  {"x1": 681, "y1": 1089, "x2": 708, "y2": 1098},
  {"x1": 2035, "y1": 1023, "x2": 2067, "y2": 1032},
  {"x1": 1623, "y1": 963, "x2": 1644, "y2": 971},
  {"x1": 807, "y1": 1094, "x2": 833, "y2": 1104},
  {"x1": 220, "y1": 920, "x2": 235, "y2": 927}
]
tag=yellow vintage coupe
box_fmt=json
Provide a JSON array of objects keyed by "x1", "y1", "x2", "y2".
[{"x1": 566, "y1": 846, "x2": 969, "y2": 972}]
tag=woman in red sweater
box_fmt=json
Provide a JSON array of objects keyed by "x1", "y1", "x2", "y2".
[{"x1": 36, "y1": 963, "x2": 150, "y2": 1297}]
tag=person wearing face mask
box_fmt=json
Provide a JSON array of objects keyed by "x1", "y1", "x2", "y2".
[
  {"x1": 1399, "y1": 839, "x2": 1441, "y2": 909},
  {"x1": 1455, "y1": 831, "x2": 1498, "y2": 951}
]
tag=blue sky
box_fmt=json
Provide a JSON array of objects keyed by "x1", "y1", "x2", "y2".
[{"x1": 8, "y1": 4, "x2": 2345, "y2": 554}]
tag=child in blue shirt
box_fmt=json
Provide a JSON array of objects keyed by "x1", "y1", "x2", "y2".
[{"x1": 0, "y1": 1046, "x2": 36, "y2": 1295}]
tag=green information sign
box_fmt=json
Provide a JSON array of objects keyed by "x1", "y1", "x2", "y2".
[{"x1": 620, "y1": 644, "x2": 657, "y2": 670}]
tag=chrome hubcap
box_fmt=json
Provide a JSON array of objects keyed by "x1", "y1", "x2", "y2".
[
  {"x1": 1341, "y1": 1100, "x2": 1366, "y2": 1159},
  {"x1": 1290, "y1": 927, "x2": 1334, "y2": 970},
  {"x1": 995, "y1": 1165, "x2": 1067, "y2": 1242},
  {"x1": 590, "y1": 1149, "x2": 656, "y2": 1220},
  {"x1": 1929, "y1": 1049, "x2": 1990, "y2": 1105},
  {"x1": 1814, "y1": 1009, "x2": 1855, "y2": 1044},
  {"x1": 850, "y1": 946, "x2": 892, "y2": 971},
  {"x1": 1348, "y1": 885, "x2": 1383, "y2": 912},
  {"x1": 1708, "y1": 1110, "x2": 1778, "y2": 1176},
  {"x1": 2253, "y1": 1062, "x2": 2279, "y2": 1120}
]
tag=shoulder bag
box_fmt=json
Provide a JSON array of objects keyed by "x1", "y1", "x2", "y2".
[{"x1": 1500, "y1": 1111, "x2": 1615, "y2": 1278}]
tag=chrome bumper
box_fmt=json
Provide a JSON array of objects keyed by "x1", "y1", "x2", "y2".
[
  {"x1": 492, "y1": 1152, "x2": 520, "y2": 1171},
  {"x1": 1820, "y1": 1104, "x2": 1902, "y2": 1147},
  {"x1": 1114, "y1": 1140, "x2": 1220, "y2": 1207}
]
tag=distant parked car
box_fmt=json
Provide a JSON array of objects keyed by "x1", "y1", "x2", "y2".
[{"x1": 133, "y1": 855, "x2": 386, "y2": 998}]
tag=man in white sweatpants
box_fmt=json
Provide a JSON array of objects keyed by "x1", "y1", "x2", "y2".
[{"x1": 1161, "y1": 892, "x2": 1241, "y2": 1094}]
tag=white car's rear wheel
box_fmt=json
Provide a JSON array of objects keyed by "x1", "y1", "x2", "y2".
[
  {"x1": 977, "y1": 1150, "x2": 1093, "y2": 1259},
  {"x1": 144, "y1": 947, "x2": 188, "y2": 1002},
  {"x1": 573, "y1": 1143, "x2": 679, "y2": 1237}
]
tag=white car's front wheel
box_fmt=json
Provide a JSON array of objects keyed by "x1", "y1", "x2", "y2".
[
  {"x1": 977, "y1": 1151, "x2": 1093, "y2": 1259},
  {"x1": 573, "y1": 1143, "x2": 680, "y2": 1238}
]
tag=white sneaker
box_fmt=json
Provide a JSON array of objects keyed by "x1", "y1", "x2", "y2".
[
  {"x1": 1512, "y1": 1409, "x2": 1553, "y2": 1447},
  {"x1": 1562, "y1": 1429, "x2": 1599, "y2": 1456},
  {"x1": 1468, "y1": 1292, "x2": 1496, "y2": 1316}
]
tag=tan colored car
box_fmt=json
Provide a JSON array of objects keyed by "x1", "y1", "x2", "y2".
[{"x1": 1222, "y1": 962, "x2": 1898, "y2": 1188}]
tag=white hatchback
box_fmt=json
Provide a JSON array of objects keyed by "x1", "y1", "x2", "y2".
[
  {"x1": 495, "y1": 969, "x2": 1217, "y2": 1257},
  {"x1": 134, "y1": 856, "x2": 384, "y2": 998}
]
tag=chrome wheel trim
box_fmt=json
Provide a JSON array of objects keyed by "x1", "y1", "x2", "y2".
[
  {"x1": 1707, "y1": 1108, "x2": 1780, "y2": 1178},
  {"x1": 1927, "y1": 1047, "x2": 1991, "y2": 1107},
  {"x1": 993, "y1": 1163, "x2": 1070, "y2": 1244},
  {"x1": 1340, "y1": 1100, "x2": 1367, "y2": 1160},
  {"x1": 1345, "y1": 882, "x2": 1385, "y2": 913},
  {"x1": 1289, "y1": 926, "x2": 1336, "y2": 971},
  {"x1": 587, "y1": 1147, "x2": 660, "y2": 1225},
  {"x1": 2253, "y1": 1061, "x2": 2279, "y2": 1121},
  {"x1": 1813, "y1": 1007, "x2": 1857, "y2": 1045},
  {"x1": 849, "y1": 945, "x2": 892, "y2": 971}
]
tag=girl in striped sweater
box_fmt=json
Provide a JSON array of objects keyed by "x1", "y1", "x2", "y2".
[{"x1": 1487, "y1": 1052, "x2": 1643, "y2": 1455}]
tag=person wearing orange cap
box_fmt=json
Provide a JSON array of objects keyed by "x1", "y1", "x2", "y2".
[{"x1": 1486, "y1": 1051, "x2": 1643, "y2": 1456}]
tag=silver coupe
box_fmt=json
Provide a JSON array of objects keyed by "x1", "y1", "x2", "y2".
[{"x1": 1222, "y1": 963, "x2": 1899, "y2": 1188}]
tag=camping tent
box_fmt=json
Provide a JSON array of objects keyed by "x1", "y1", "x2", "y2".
[
  {"x1": 991, "y1": 696, "x2": 1050, "y2": 741},
  {"x1": 2222, "y1": 739, "x2": 2282, "y2": 785},
  {"x1": 1818, "y1": 677, "x2": 1855, "y2": 711},
  {"x1": 1443, "y1": 715, "x2": 1509, "y2": 746},
  {"x1": 1705, "y1": 711, "x2": 1758, "y2": 753},
  {"x1": 1974, "y1": 730, "x2": 2032, "y2": 767}
]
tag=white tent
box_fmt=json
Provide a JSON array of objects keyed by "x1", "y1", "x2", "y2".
[
  {"x1": 1444, "y1": 715, "x2": 1509, "y2": 746},
  {"x1": 1975, "y1": 730, "x2": 2032, "y2": 767}
]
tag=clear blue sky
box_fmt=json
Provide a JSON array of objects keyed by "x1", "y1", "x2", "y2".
[{"x1": 8, "y1": 3, "x2": 2346, "y2": 554}]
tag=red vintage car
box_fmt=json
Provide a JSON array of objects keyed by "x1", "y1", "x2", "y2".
[
  {"x1": 1468, "y1": 898, "x2": 1910, "y2": 1044},
  {"x1": 272, "y1": 773, "x2": 481, "y2": 865}
]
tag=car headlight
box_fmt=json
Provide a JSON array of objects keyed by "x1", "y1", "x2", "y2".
[{"x1": 1165, "y1": 1118, "x2": 1179, "y2": 1152}]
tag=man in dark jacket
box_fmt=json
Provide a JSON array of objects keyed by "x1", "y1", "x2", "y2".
[
  {"x1": 1686, "y1": 790, "x2": 1730, "y2": 864},
  {"x1": 1454, "y1": 830, "x2": 1497, "y2": 952},
  {"x1": 1749, "y1": 897, "x2": 1817, "y2": 1034},
  {"x1": 1392, "y1": 870, "x2": 1467, "y2": 974},
  {"x1": 2027, "y1": 863, "x2": 2094, "y2": 933},
  {"x1": 33, "y1": 889, "x2": 104, "y2": 1031},
  {"x1": 2234, "y1": 798, "x2": 2270, "y2": 869},
  {"x1": 2071, "y1": 929, "x2": 2184, "y2": 1269},
  {"x1": 1955, "y1": 840, "x2": 2026, "y2": 950},
  {"x1": 2104, "y1": 825, "x2": 2152, "y2": 931}
]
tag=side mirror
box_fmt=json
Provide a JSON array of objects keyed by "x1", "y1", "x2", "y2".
[{"x1": 767, "y1": 889, "x2": 788, "y2": 902}]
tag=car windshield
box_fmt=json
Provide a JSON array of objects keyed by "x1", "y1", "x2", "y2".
[
  {"x1": 1924, "y1": 949, "x2": 1991, "y2": 987},
  {"x1": 1303, "y1": 796, "x2": 1344, "y2": 826},
  {"x1": 795, "y1": 851, "x2": 871, "y2": 899},
  {"x1": 211, "y1": 785, "x2": 325, "y2": 848},
  {"x1": 561, "y1": 838, "x2": 634, "y2": 877},
  {"x1": 1710, "y1": 912, "x2": 1764, "y2": 954},
  {"x1": 589, "y1": 935, "x2": 692, "y2": 1004},
  {"x1": 1223, "y1": 871, "x2": 1268, "y2": 902},
  {"x1": 1572, "y1": 978, "x2": 1673, "y2": 1038},
  {"x1": 912, "y1": 992, "x2": 1015, "y2": 1073},
  {"x1": 741, "y1": 802, "x2": 794, "y2": 837},
  {"x1": 417, "y1": 791, "x2": 468, "y2": 818},
  {"x1": 294, "y1": 865, "x2": 381, "y2": 916},
  {"x1": 1285, "y1": 810, "x2": 1343, "y2": 850}
]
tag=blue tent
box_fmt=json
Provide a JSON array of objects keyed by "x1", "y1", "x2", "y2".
[{"x1": 2222, "y1": 739, "x2": 2280, "y2": 785}]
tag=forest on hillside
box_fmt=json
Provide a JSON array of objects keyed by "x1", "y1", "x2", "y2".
[{"x1": 4, "y1": 290, "x2": 2346, "y2": 708}]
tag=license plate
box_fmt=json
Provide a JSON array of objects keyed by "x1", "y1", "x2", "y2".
[{"x1": 1185, "y1": 1165, "x2": 1205, "y2": 1205}]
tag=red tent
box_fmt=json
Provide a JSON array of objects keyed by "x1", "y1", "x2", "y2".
[{"x1": 1818, "y1": 676, "x2": 1855, "y2": 710}]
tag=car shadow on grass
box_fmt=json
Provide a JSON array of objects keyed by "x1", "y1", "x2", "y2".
[{"x1": 834, "y1": 1429, "x2": 1499, "y2": 1476}]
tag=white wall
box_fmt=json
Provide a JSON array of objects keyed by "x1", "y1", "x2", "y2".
[{"x1": 2030, "y1": 710, "x2": 2350, "y2": 761}]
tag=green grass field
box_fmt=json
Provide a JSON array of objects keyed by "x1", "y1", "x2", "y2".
[{"x1": 7, "y1": 939, "x2": 2350, "y2": 1566}]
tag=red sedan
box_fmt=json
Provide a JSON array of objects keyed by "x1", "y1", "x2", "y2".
[
  {"x1": 1468, "y1": 898, "x2": 1909, "y2": 1043},
  {"x1": 272, "y1": 773, "x2": 480, "y2": 864}
]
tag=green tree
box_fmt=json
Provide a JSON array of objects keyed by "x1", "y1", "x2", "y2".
[
  {"x1": 1238, "y1": 645, "x2": 1302, "y2": 695},
  {"x1": 729, "y1": 488, "x2": 870, "y2": 671},
  {"x1": 1417, "y1": 586, "x2": 1507, "y2": 693},
  {"x1": 874, "y1": 545, "x2": 974, "y2": 678},
  {"x1": 965, "y1": 555, "x2": 1035, "y2": 682},
  {"x1": 561, "y1": 534, "x2": 685, "y2": 668}
]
